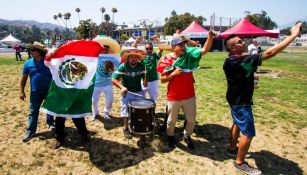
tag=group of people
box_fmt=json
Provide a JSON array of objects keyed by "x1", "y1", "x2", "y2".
[{"x1": 19, "y1": 22, "x2": 302, "y2": 175}]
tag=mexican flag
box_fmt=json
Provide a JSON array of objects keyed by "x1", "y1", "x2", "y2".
[
  {"x1": 41, "y1": 40, "x2": 103, "y2": 118},
  {"x1": 157, "y1": 47, "x2": 201, "y2": 74}
]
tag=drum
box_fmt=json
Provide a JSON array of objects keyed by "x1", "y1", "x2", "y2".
[{"x1": 128, "y1": 99, "x2": 155, "y2": 135}]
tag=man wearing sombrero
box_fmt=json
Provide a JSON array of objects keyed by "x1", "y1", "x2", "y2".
[
  {"x1": 92, "y1": 36, "x2": 121, "y2": 122},
  {"x1": 157, "y1": 31, "x2": 215, "y2": 149},
  {"x1": 20, "y1": 41, "x2": 55, "y2": 142},
  {"x1": 132, "y1": 35, "x2": 163, "y2": 103},
  {"x1": 112, "y1": 48, "x2": 147, "y2": 139}
]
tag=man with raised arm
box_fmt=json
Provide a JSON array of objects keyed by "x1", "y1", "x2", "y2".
[{"x1": 223, "y1": 22, "x2": 302, "y2": 175}]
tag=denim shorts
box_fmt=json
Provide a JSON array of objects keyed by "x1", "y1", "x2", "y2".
[{"x1": 230, "y1": 105, "x2": 255, "y2": 137}]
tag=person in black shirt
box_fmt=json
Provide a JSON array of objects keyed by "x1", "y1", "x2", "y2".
[{"x1": 223, "y1": 22, "x2": 303, "y2": 175}]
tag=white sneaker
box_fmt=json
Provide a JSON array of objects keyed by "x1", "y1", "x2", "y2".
[{"x1": 103, "y1": 113, "x2": 112, "y2": 121}]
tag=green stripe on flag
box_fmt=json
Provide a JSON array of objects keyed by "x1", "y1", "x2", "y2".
[{"x1": 42, "y1": 81, "x2": 93, "y2": 117}]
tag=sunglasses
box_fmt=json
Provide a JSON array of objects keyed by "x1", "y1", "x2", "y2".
[
  {"x1": 233, "y1": 40, "x2": 244, "y2": 45},
  {"x1": 145, "y1": 48, "x2": 153, "y2": 50}
]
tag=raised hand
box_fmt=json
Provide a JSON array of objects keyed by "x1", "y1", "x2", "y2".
[
  {"x1": 290, "y1": 22, "x2": 302, "y2": 36},
  {"x1": 136, "y1": 37, "x2": 142, "y2": 43}
]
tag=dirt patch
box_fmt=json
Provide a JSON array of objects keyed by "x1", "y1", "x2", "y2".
[{"x1": 257, "y1": 69, "x2": 282, "y2": 78}]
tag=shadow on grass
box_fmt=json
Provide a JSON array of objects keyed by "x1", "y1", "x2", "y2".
[
  {"x1": 41, "y1": 127, "x2": 154, "y2": 173},
  {"x1": 95, "y1": 114, "x2": 123, "y2": 130},
  {"x1": 176, "y1": 123, "x2": 231, "y2": 161},
  {"x1": 252, "y1": 150, "x2": 303, "y2": 175}
]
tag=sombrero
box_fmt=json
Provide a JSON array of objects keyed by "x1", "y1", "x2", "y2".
[
  {"x1": 27, "y1": 41, "x2": 48, "y2": 53},
  {"x1": 120, "y1": 48, "x2": 146, "y2": 63},
  {"x1": 92, "y1": 36, "x2": 120, "y2": 54}
]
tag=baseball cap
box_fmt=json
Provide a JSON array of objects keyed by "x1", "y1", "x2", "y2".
[{"x1": 171, "y1": 36, "x2": 186, "y2": 46}]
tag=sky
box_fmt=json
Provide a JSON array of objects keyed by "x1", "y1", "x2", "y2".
[{"x1": 1, "y1": 0, "x2": 306, "y2": 28}]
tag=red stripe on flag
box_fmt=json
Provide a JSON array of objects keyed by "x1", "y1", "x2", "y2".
[{"x1": 45, "y1": 40, "x2": 104, "y2": 61}]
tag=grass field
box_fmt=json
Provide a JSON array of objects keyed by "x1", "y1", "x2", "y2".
[{"x1": 0, "y1": 51, "x2": 306, "y2": 175}]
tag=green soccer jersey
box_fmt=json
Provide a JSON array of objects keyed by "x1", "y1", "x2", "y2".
[
  {"x1": 112, "y1": 62, "x2": 145, "y2": 92},
  {"x1": 141, "y1": 52, "x2": 160, "y2": 82}
]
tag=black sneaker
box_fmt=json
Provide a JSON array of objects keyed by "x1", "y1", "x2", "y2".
[
  {"x1": 227, "y1": 147, "x2": 238, "y2": 157},
  {"x1": 49, "y1": 125, "x2": 56, "y2": 131},
  {"x1": 234, "y1": 161, "x2": 262, "y2": 175},
  {"x1": 227, "y1": 147, "x2": 251, "y2": 158},
  {"x1": 184, "y1": 136, "x2": 195, "y2": 150},
  {"x1": 167, "y1": 136, "x2": 176, "y2": 149},
  {"x1": 22, "y1": 131, "x2": 35, "y2": 142},
  {"x1": 123, "y1": 128, "x2": 132, "y2": 139}
]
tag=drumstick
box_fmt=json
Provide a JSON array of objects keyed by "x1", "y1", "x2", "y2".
[{"x1": 127, "y1": 91, "x2": 145, "y2": 98}]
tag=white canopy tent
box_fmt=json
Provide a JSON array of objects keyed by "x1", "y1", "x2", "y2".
[
  {"x1": 124, "y1": 37, "x2": 136, "y2": 47},
  {"x1": 126, "y1": 37, "x2": 136, "y2": 43},
  {"x1": 0, "y1": 34, "x2": 21, "y2": 44}
]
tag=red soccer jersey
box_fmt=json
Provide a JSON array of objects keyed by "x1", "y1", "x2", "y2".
[{"x1": 158, "y1": 53, "x2": 195, "y2": 101}]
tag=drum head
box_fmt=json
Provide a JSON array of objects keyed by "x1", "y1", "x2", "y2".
[{"x1": 130, "y1": 99, "x2": 154, "y2": 109}]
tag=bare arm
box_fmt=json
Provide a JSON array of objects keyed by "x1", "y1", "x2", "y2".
[
  {"x1": 112, "y1": 78, "x2": 127, "y2": 94},
  {"x1": 160, "y1": 68, "x2": 182, "y2": 83},
  {"x1": 20, "y1": 74, "x2": 28, "y2": 100},
  {"x1": 262, "y1": 22, "x2": 302, "y2": 61},
  {"x1": 201, "y1": 31, "x2": 214, "y2": 56},
  {"x1": 152, "y1": 35, "x2": 163, "y2": 56},
  {"x1": 132, "y1": 37, "x2": 142, "y2": 48}
]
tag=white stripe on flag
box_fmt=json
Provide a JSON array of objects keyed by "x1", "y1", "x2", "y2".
[{"x1": 45, "y1": 55, "x2": 98, "y2": 89}]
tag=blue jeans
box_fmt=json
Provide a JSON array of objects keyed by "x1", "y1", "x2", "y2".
[{"x1": 27, "y1": 90, "x2": 54, "y2": 134}]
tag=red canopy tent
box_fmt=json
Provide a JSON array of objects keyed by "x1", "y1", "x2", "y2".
[
  {"x1": 182, "y1": 21, "x2": 209, "y2": 38},
  {"x1": 220, "y1": 18, "x2": 279, "y2": 38}
]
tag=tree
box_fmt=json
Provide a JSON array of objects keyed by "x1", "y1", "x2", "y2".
[
  {"x1": 63, "y1": 12, "x2": 72, "y2": 29},
  {"x1": 163, "y1": 11, "x2": 205, "y2": 35},
  {"x1": 75, "y1": 8, "x2": 81, "y2": 23},
  {"x1": 99, "y1": 22, "x2": 113, "y2": 36},
  {"x1": 53, "y1": 15, "x2": 61, "y2": 26},
  {"x1": 111, "y1": 7, "x2": 118, "y2": 23},
  {"x1": 100, "y1": 7, "x2": 106, "y2": 24},
  {"x1": 246, "y1": 10, "x2": 277, "y2": 29},
  {"x1": 120, "y1": 33, "x2": 129, "y2": 40},
  {"x1": 74, "y1": 19, "x2": 98, "y2": 39},
  {"x1": 57, "y1": 13, "x2": 65, "y2": 26},
  {"x1": 104, "y1": 14, "x2": 111, "y2": 23}
]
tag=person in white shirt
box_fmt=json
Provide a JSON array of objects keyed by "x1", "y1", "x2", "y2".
[{"x1": 248, "y1": 39, "x2": 259, "y2": 55}]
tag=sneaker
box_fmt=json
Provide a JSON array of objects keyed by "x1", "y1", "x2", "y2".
[
  {"x1": 234, "y1": 161, "x2": 262, "y2": 175},
  {"x1": 167, "y1": 136, "x2": 176, "y2": 149},
  {"x1": 49, "y1": 125, "x2": 56, "y2": 131},
  {"x1": 123, "y1": 128, "x2": 132, "y2": 139},
  {"x1": 52, "y1": 140, "x2": 63, "y2": 149},
  {"x1": 227, "y1": 147, "x2": 251, "y2": 158},
  {"x1": 184, "y1": 136, "x2": 195, "y2": 150},
  {"x1": 103, "y1": 113, "x2": 112, "y2": 121},
  {"x1": 91, "y1": 114, "x2": 101, "y2": 121},
  {"x1": 227, "y1": 147, "x2": 238, "y2": 157},
  {"x1": 22, "y1": 131, "x2": 35, "y2": 142}
]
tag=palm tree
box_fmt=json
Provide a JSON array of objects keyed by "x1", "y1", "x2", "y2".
[
  {"x1": 63, "y1": 12, "x2": 72, "y2": 29},
  {"x1": 100, "y1": 7, "x2": 106, "y2": 24},
  {"x1": 75, "y1": 8, "x2": 81, "y2": 23},
  {"x1": 57, "y1": 13, "x2": 65, "y2": 26},
  {"x1": 53, "y1": 15, "x2": 61, "y2": 26},
  {"x1": 104, "y1": 14, "x2": 111, "y2": 23},
  {"x1": 111, "y1": 7, "x2": 118, "y2": 23}
]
